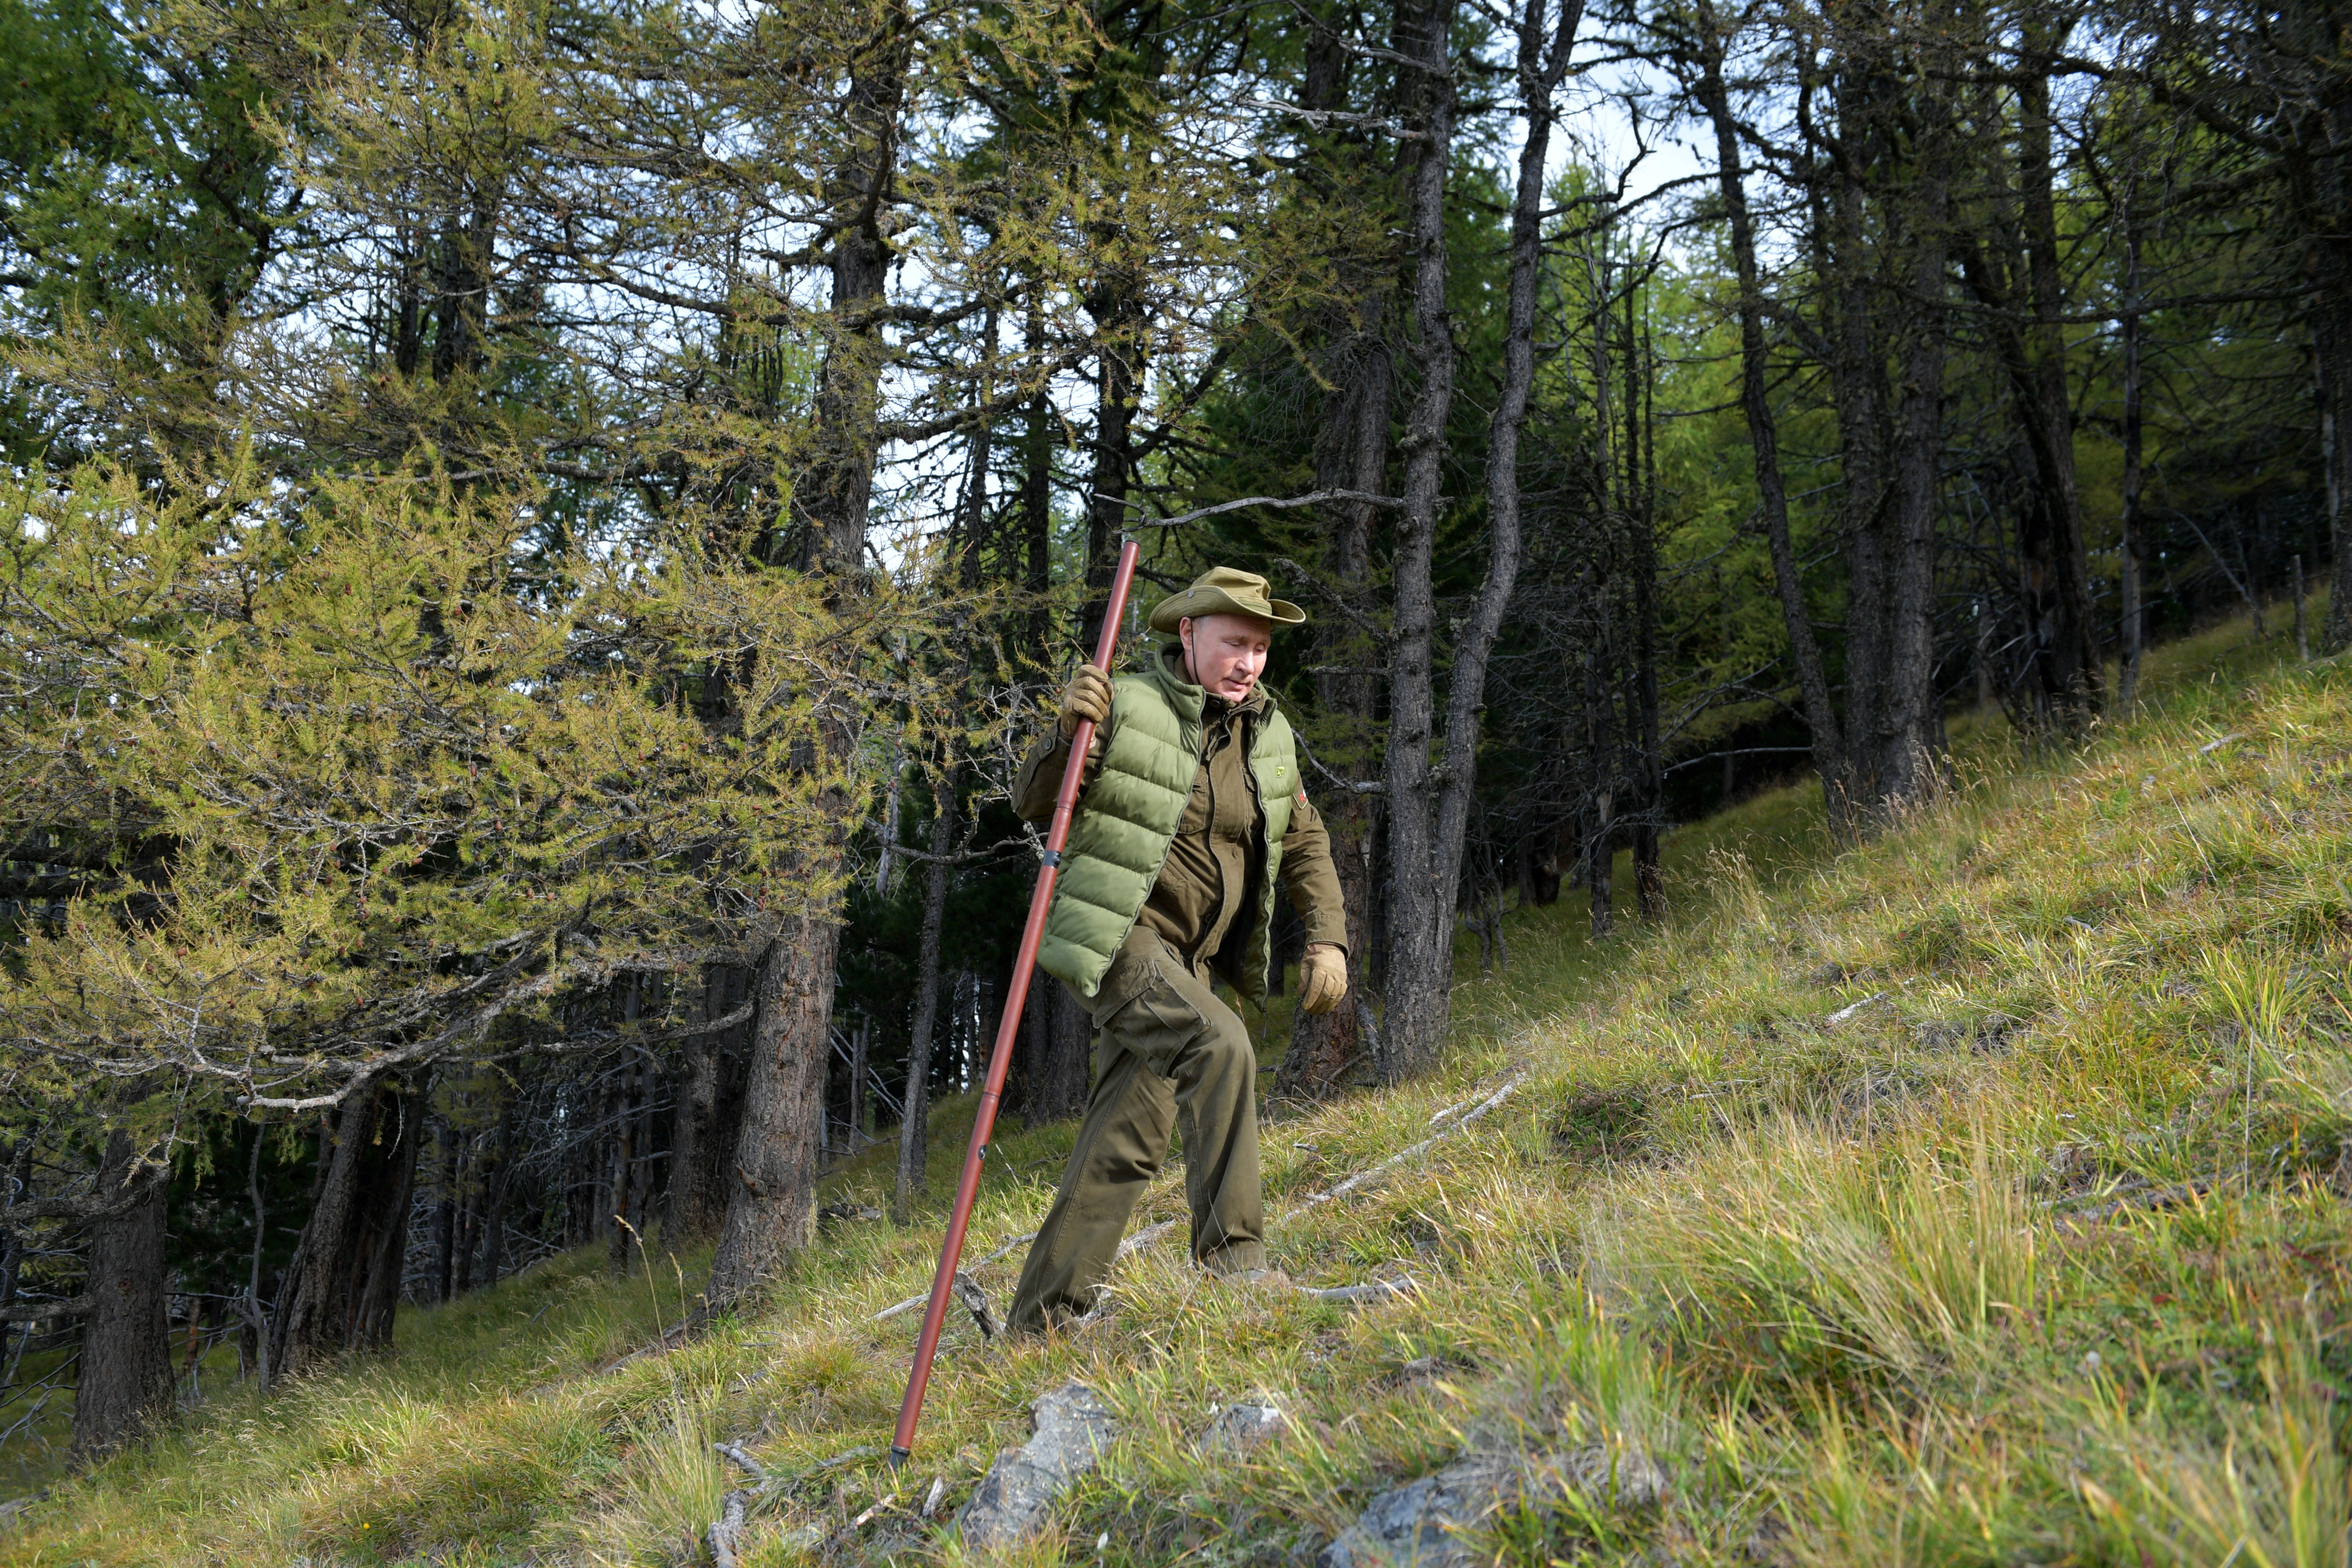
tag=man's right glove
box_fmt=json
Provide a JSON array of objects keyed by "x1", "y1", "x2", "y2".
[
  {"x1": 1298, "y1": 942, "x2": 1348, "y2": 1016},
  {"x1": 1057, "y1": 664, "x2": 1114, "y2": 740}
]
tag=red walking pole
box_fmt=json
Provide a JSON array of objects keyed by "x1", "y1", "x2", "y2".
[{"x1": 888, "y1": 538, "x2": 1140, "y2": 1468}]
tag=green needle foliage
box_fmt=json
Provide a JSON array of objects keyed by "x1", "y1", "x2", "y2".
[{"x1": 0, "y1": 450, "x2": 980, "y2": 1113}]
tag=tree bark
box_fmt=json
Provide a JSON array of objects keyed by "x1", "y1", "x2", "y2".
[
  {"x1": 607, "y1": 1058, "x2": 638, "y2": 1279},
  {"x1": 1425, "y1": 0, "x2": 1579, "y2": 973},
  {"x1": 2017, "y1": 42, "x2": 2102, "y2": 722},
  {"x1": 1015, "y1": 964, "x2": 1092, "y2": 1124},
  {"x1": 2319, "y1": 247, "x2": 2352, "y2": 652},
  {"x1": 665, "y1": 966, "x2": 738, "y2": 1245},
  {"x1": 1585, "y1": 574, "x2": 1616, "y2": 941},
  {"x1": 1625, "y1": 283, "x2": 1665, "y2": 920},
  {"x1": 780, "y1": 5, "x2": 910, "y2": 574},
  {"x1": 891, "y1": 776, "x2": 956, "y2": 1224},
  {"x1": 1811, "y1": 32, "x2": 1892, "y2": 803},
  {"x1": 433, "y1": 1121, "x2": 457, "y2": 1304},
  {"x1": 708, "y1": 923, "x2": 832, "y2": 1296},
  {"x1": 266, "y1": 1077, "x2": 421, "y2": 1380},
  {"x1": 71, "y1": 1128, "x2": 171, "y2": 1462},
  {"x1": 2118, "y1": 204, "x2": 2148, "y2": 706},
  {"x1": 1695, "y1": 9, "x2": 1850, "y2": 833},
  {"x1": 1377, "y1": 0, "x2": 1463, "y2": 1082},
  {"x1": 1085, "y1": 272, "x2": 1143, "y2": 619},
  {"x1": 348, "y1": 1102, "x2": 419, "y2": 1351},
  {"x1": 474, "y1": 1099, "x2": 514, "y2": 1289},
  {"x1": 1022, "y1": 288, "x2": 1056, "y2": 652},
  {"x1": 709, "y1": 6, "x2": 906, "y2": 1304},
  {"x1": 1876, "y1": 102, "x2": 1950, "y2": 808},
  {"x1": 1282, "y1": 226, "x2": 1392, "y2": 1095}
]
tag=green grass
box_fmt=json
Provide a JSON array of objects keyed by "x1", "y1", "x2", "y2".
[{"x1": 6, "y1": 604, "x2": 2350, "y2": 1566}]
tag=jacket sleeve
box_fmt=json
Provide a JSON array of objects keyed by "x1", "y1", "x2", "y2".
[
  {"x1": 1279, "y1": 791, "x2": 1350, "y2": 951},
  {"x1": 1011, "y1": 721, "x2": 1110, "y2": 825},
  {"x1": 1012, "y1": 731, "x2": 1073, "y2": 823}
]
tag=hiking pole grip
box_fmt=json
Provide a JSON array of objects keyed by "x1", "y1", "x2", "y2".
[{"x1": 890, "y1": 538, "x2": 1141, "y2": 1467}]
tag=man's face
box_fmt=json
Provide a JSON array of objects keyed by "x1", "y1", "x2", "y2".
[{"x1": 1180, "y1": 612, "x2": 1274, "y2": 701}]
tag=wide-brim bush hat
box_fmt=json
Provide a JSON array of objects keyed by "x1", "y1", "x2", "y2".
[{"x1": 1147, "y1": 566, "x2": 1308, "y2": 634}]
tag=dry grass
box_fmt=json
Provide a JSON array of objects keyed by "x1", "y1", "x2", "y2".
[{"x1": 6, "y1": 608, "x2": 2351, "y2": 1566}]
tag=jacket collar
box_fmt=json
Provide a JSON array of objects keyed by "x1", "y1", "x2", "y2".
[{"x1": 1152, "y1": 642, "x2": 1270, "y2": 726}]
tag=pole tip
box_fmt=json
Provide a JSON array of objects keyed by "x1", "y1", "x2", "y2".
[{"x1": 888, "y1": 1445, "x2": 911, "y2": 1470}]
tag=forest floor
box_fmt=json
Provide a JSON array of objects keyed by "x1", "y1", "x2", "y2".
[{"x1": 5, "y1": 605, "x2": 2350, "y2": 1566}]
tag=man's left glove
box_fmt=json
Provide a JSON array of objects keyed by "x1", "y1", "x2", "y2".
[{"x1": 1298, "y1": 942, "x2": 1348, "y2": 1016}]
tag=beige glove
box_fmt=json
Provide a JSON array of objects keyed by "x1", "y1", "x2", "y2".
[
  {"x1": 1298, "y1": 942, "x2": 1348, "y2": 1016},
  {"x1": 1057, "y1": 664, "x2": 1114, "y2": 740}
]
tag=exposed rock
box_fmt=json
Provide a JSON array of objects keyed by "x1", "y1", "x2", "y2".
[
  {"x1": 818, "y1": 1200, "x2": 885, "y2": 1222},
  {"x1": 1300, "y1": 1277, "x2": 1416, "y2": 1306},
  {"x1": 1317, "y1": 1442, "x2": 1668, "y2": 1568},
  {"x1": 954, "y1": 1382, "x2": 1116, "y2": 1552},
  {"x1": 1203, "y1": 1399, "x2": 1289, "y2": 1452}
]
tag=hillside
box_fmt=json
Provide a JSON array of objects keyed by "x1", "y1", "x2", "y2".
[{"x1": 8, "y1": 612, "x2": 2350, "y2": 1567}]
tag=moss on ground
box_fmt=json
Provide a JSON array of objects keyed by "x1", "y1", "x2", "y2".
[{"x1": 5, "y1": 609, "x2": 2349, "y2": 1566}]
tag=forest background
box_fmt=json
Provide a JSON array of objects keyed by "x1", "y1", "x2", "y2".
[{"x1": 0, "y1": 0, "x2": 2344, "y2": 1470}]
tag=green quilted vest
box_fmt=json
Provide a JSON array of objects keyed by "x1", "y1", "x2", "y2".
[{"x1": 1035, "y1": 656, "x2": 1300, "y2": 1004}]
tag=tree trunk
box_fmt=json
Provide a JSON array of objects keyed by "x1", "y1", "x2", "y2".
[
  {"x1": 1585, "y1": 580, "x2": 1616, "y2": 941},
  {"x1": 2017, "y1": 45, "x2": 2102, "y2": 721},
  {"x1": 780, "y1": 5, "x2": 910, "y2": 574},
  {"x1": 609, "y1": 980, "x2": 644, "y2": 1277},
  {"x1": 1423, "y1": 0, "x2": 1579, "y2": 983},
  {"x1": 2118, "y1": 205, "x2": 2148, "y2": 706},
  {"x1": 892, "y1": 777, "x2": 956, "y2": 1224},
  {"x1": 708, "y1": 7, "x2": 906, "y2": 1304},
  {"x1": 1282, "y1": 253, "x2": 1392, "y2": 1094},
  {"x1": 1817, "y1": 37, "x2": 1892, "y2": 804},
  {"x1": 268, "y1": 1076, "x2": 421, "y2": 1381},
  {"x1": 1627, "y1": 286, "x2": 1666, "y2": 921},
  {"x1": 71, "y1": 1128, "x2": 171, "y2": 1462},
  {"x1": 1695, "y1": 11, "x2": 1850, "y2": 833},
  {"x1": 1876, "y1": 103, "x2": 1950, "y2": 808},
  {"x1": 1016, "y1": 967, "x2": 1092, "y2": 1124},
  {"x1": 665, "y1": 966, "x2": 738, "y2": 1245},
  {"x1": 1376, "y1": 0, "x2": 1462, "y2": 1082},
  {"x1": 708, "y1": 921, "x2": 833, "y2": 1297},
  {"x1": 473, "y1": 1100, "x2": 514, "y2": 1290},
  {"x1": 607, "y1": 1060, "x2": 638, "y2": 1279},
  {"x1": 2319, "y1": 244, "x2": 2352, "y2": 653},
  {"x1": 433, "y1": 1121, "x2": 457, "y2": 1304},
  {"x1": 346, "y1": 1101, "x2": 420, "y2": 1351},
  {"x1": 1023, "y1": 289, "x2": 1056, "y2": 652},
  {"x1": 1047, "y1": 982, "x2": 1092, "y2": 1121},
  {"x1": 848, "y1": 1018, "x2": 869, "y2": 1154},
  {"x1": 1085, "y1": 271, "x2": 1143, "y2": 621}
]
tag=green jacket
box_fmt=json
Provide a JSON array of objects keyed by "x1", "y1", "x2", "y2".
[{"x1": 1025, "y1": 655, "x2": 1328, "y2": 1004}]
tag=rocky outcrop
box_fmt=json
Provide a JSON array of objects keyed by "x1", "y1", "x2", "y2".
[
  {"x1": 1318, "y1": 1442, "x2": 1669, "y2": 1568},
  {"x1": 955, "y1": 1382, "x2": 1117, "y2": 1552},
  {"x1": 1202, "y1": 1398, "x2": 1290, "y2": 1452}
]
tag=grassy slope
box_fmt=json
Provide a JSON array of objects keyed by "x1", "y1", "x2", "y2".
[{"x1": 8, "y1": 610, "x2": 2351, "y2": 1567}]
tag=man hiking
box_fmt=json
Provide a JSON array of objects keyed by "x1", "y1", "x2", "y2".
[{"x1": 1004, "y1": 566, "x2": 1351, "y2": 1333}]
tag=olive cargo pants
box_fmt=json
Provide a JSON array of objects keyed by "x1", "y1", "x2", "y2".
[{"x1": 1007, "y1": 930, "x2": 1266, "y2": 1332}]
